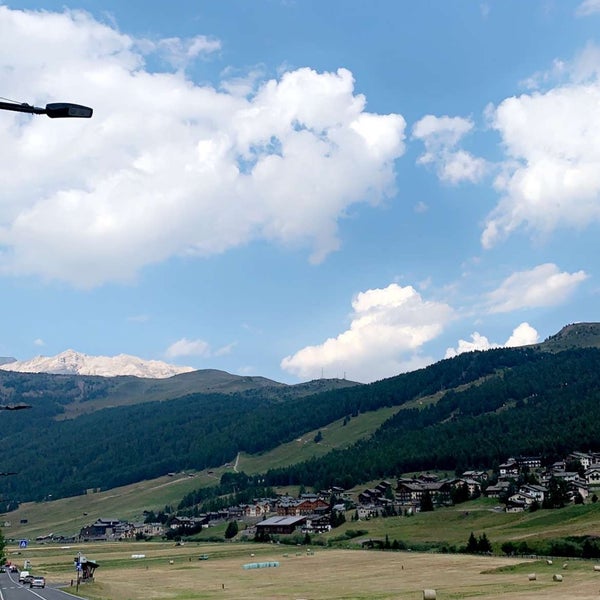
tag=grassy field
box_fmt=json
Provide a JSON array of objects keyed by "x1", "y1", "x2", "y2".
[
  {"x1": 324, "y1": 498, "x2": 600, "y2": 550},
  {"x1": 6, "y1": 540, "x2": 600, "y2": 600},
  {"x1": 236, "y1": 406, "x2": 401, "y2": 474}
]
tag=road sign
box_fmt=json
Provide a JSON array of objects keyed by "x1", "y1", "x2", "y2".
[{"x1": 19, "y1": 540, "x2": 27, "y2": 548}]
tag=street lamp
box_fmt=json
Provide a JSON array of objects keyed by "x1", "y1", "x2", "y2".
[{"x1": 0, "y1": 100, "x2": 93, "y2": 118}]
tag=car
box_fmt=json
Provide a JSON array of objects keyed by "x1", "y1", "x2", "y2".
[
  {"x1": 18, "y1": 570, "x2": 30, "y2": 583},
  {"x1": 30, "y1": 576, "x2": 46, "y2": 589},
  {"x1": 0, "y1": 566, "x2": 5, "y2": 573}
]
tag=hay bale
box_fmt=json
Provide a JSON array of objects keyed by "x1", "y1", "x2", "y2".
[
  {"x1": 546, "y1": 559, "x2": 553, "y2": 565},
  {"x1": 553, "y1": 574, "x2": 563, "y2": 582},
  {"x1": 594, "y1": 565, "x2": 600, "y2": 572},
  {"x1": 562, "y1": 563, "x2": 568, "y2": 569},
  {"x1": 423, "y1": 590, "x2": 436, "y2": 600},
  {"x1": 528, "y1": 573, "x2": 537, "y2": 581}
]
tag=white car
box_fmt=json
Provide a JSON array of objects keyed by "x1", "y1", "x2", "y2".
[
  {"x1": 30, "y1": 576, "x2": 46, "y2": 588},
  {"x1": 18, "y1": 569, "x2": 30, "y2": 583}
]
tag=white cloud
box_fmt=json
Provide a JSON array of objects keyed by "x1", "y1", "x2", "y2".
[
  {"x1": 483, "y1": 47, "x2": 600, "y2": 248},
  {"x1": 412, "y1": 115, "x2": 487, "y2": 184},
  {"x1": 165, "y1": 338, "x2": 211, "y2": 359},
  {"x1": 281, "y1": 283, "x2": 454, "y2": 383},
  {"x1": 165, "y1": 337, "x2": 235, "y2": 360},
  {"x1": 445, "y1": 322, "x2": 539, "y2": 358},
  {"x1": 576, "y1": 0, "x2": 600, "y2": 16},
  {"x1": 214, "y1": 342, "x2": 237, "y2": 357},
  {"x1": 505, "y1": 322, "x2": 539, "y2": 347},
  {"x1": 445, "y1": 332, "x2": 498, "y2": 358},
  {"x1": 152, "y1": 35, "x2": 221, "y2": 71},
  {"x1": 0, "y1": 7, "x2": 406, "y2": 287},
  {"x1": 486, "y1": 264, "x2": 588, "y2": 314},
  {"x1": 33, "y1": 338, "x2": 45, "y2": 347}
]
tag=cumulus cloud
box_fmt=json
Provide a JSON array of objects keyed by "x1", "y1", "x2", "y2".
[
  {"x1": 165, "y1": 338, "x2": 211, "y2": 359},
  {"x1": 486, "y1": 264, "x2": 588, "y2": 314},
  {"x1": 0, "y1": 7, "x2": 406, "y2": 287},
  {"x1": 483, "y1": 46, "x2": 600, "y2": 248},
  {"x1": 445, "y1": 322, "x2": 539, "y2": 358},
  {"x1": 165, "y1": 337, "x2": 235, "y2": 360},
  {"x1": 281, "y1": 283, "x2": 454, "y2": 383},
  {"x1": 445, "y1": 331, "x2": 498, "y2": 358},
  {"x1": 505, "y1": 322, "x2": 539, "y2": 347},
  {"x1": 152, "y1": 35, "x2": 221, "y2": 71},
  {"x1": 412, "y1": 115, "x2": 487, "y2": 184},
  {"x1": 576, "y1": 0, "x2": 600, "y2": 16}
]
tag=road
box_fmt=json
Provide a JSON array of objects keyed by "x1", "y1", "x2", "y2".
[{"x1": 0, "y1": 571, "x2": 82, "y2": 600}]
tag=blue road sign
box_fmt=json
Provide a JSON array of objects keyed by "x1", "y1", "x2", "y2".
[{"x1": 19, "y1": 540, "x2": 27, "y2": 548}]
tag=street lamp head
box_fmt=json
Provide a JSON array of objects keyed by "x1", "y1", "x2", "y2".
[
  {"x1": 45, "y1": 102, "x2": 93, "y2": 119},
  {"x1": 0, "y1": 100, "x2": 93, "y2": 118}
]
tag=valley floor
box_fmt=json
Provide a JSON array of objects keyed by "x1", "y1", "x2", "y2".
[{"x1": 8, "y1": 541, "x2": 600, "y2": 600}]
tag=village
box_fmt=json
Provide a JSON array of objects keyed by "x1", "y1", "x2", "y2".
[{"x1": 52, "y1": 449, "x2": 600, "y2": 545}]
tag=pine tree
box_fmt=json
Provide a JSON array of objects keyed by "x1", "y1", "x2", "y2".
[
  {"x1": 467, "y1": 532, "x2": 478, "y2": 553},
  {"x1": 224, "y1": 520, "x2": 239, "y2": 539},
  {"x1": 477, "y1": 533, "x2": 492, "y2": 553}
]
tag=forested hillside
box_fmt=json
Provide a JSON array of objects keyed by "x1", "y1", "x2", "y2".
[
  {"x1": 2, "y1": 327, "x2": 600, "y2": 507},
  {"x1": 262, "y1": 347, "x2": 600, "y2": 489}
]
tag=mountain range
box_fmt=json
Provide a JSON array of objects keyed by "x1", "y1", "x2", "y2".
[
  {"x1": 1, "y1": 322, "x2": 600, "y2": 506},
  {"x1": 0, "y1": 349, "x2": 195, "y2": 378}
]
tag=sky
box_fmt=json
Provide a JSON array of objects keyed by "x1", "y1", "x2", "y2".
[{"x1": 0, "y1": 0, "x2": 599, "y2": 384}]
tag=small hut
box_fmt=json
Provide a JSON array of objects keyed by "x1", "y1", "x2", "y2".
[{"x1": 75, "y1": 555, "x2": 99, "y2": 581}]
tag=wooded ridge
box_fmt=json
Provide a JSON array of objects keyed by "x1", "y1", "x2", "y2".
[{"x1": 1, "y1": 323, "x2": 599, "y2": 506}]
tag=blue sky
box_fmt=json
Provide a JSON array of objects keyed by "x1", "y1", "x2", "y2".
[{"x1": 0, "y1": 0, "x2": 598, "y2": 383}]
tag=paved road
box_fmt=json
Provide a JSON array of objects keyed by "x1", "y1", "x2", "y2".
[{"x1": 0, "y1": 571, "x2": 82, "y2": 600}]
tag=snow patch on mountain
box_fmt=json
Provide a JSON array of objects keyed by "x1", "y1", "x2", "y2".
[{"x1": 0, "y1": 349, "x2": 195, "y2": 379}]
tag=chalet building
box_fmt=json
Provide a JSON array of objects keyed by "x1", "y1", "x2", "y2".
[
  {"x1": 568, "y1": 478, "x2": 590, "y2": 501},
  {"x1": 508, "y1": 491, "x2": 536, "y2": 507},
  {"x1": 240, "y1": 501, "x2": 271, "y2": 518},
  {"x1": 453, "y1": 478, "x2": 482, "y2": 496},
  {"x1": 461, "y1": 470, "x2": 489, "y2": 482},
  {"x1": 568, "y1": 451, "x2": 600, "y2": 470},
  {"x1": 499, "y1": 460, "x2": 519, "y2": 478},
  {"x1": 358, "y1": 489, "x2": 381, "y2": 505},
  {"x1": 585, "y1": 466, "x2": 600, "y2": 486},
  {"x1": 303, "y1": 514, "x2": 331, "y2": 533},
  {"x1": 515, "y1": 456, "x2": 542, "y2": 470},
  {"x1": 505, "y1": 501, "x2": 527, "y2": 513},
  {"x1": 396, "y1": 480, "x2": 452, "y2": 505},
  {"x1": 168, "y1": 516, "x2": 208, "y2": 530},
  {"x1": 79, "y1": 518, "x2": 130, "y2": 541},
  {"x1": 519, "y1": 484, "x2": 547, "y2": 504},
  {"x1": 132, "y1": 522, "x2": 164, "y2": 537},
  {"x1": 275, "y1": 496, "x2": 328, "y2": 516},
  {"x1": 276, "y1": 498, "x2": 298, "y2": 516},
  {"x1": 357, "y1": 505, "x2": 380, "y2": 519},
  {"x1": 544, "y1": 470, "x2": 579, "y2": 484},
  {"x1": 295, "y1": 498, "x2": 329, "y2": 515},
  {"x1": 255, "y1": 515, "x2": 306, "y2": 536},
  {"x1": 483, "y1": 481, "x2": 511, "y2": 499}
]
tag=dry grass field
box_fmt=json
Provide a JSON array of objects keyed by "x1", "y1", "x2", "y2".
[{"x1": 8, "y1": 540, "x2": 600, "y2": 600}]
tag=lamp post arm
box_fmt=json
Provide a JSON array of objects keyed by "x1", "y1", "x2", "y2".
[
  {"x1": 0, "y1": 101, "x2": 45, "y2": 115},
  {"x1": 0, "y1": 101, "x2": 93, "y2": 118}
]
